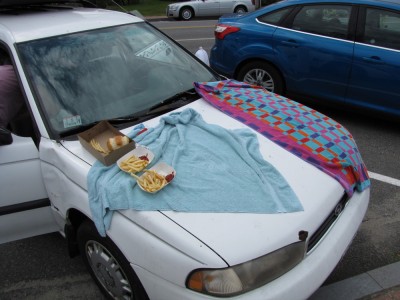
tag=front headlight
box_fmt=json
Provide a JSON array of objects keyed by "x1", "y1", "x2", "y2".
[
  {"x1": 186, "y1": 241, "x2": 306, "y2": 297},
  {"x1": 168, "y1": 4, "x2": 178, "y2": 11}
]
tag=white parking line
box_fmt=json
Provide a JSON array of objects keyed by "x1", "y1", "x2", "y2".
[
  {"x1": 175, "y1": 38, "x2": 215, "y2": 42},
  {"x1": 159, "y1": 26, "x2": 215, "y2": 30},
  {"x1": 368, "y1": 171, "x2": 400, "y2": 187}
]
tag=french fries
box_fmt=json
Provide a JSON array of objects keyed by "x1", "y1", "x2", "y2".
[
  {"x1": 132, "y1": 170, "x2": 168, "y2": 193},
  {"x1": 90, "y1": 138, "x2": 109, "y2": 154},
  {"x1": 120, "y1": 155, "x2": 149, "y2": 173}
]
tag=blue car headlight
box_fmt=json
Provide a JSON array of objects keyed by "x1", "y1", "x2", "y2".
[{"x1": 186, "y1": 241, "x2": 306, "y2": 296}]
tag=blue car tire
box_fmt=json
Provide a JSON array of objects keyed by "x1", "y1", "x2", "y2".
[{"x1": 237, "y1": 61, "x2": 284, "y2": 95}]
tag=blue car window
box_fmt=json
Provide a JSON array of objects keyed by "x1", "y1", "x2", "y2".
[
  {"x1": 362, "y1": 8, "x2": 400, "y2": 51},
  {"x1": 258, "y1": 7, "x2": 292, "y2": 25},
  {"x1": 292, "y1": 5, "x2": 351, "y2": 39}
]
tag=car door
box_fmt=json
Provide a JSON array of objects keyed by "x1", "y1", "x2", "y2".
[
  {"x1": 273, "y1": 4, "x2": 354, "y2": 104},
  {"x1": 346, "y1": 6, "x2": 400, "y2": 117},
  {"x1": 197, "y1": 0, "x2": 220, "y2": 17},
  {"x1": 0, "y1": 50, "x2": 59, "y2": 244},
  {"x1": 0, "y1": 133, "x2": 59, "y2": 244},
  {"x1": 219, "y1": 0, "x2": 234, "y2": 15}
]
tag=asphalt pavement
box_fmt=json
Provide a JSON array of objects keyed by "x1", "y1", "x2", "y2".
[
  {"x1": 310, "y1": 261, "x2": 400, "y2": 300},
  {"x1": 1, "y1": 252, "x2": 399, "y2": 299}
]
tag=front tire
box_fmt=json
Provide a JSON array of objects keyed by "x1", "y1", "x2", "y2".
[
  {"x1": 237, "y1": 61, "x2": 284, "y2": 94},
  {"x1": 234, "y1": 5, "x2": 247, "y2": 14},
  {"x1": 179, "y1": 7, "x2": 194, "y2": 20},
  {"x1": 77, "y1": 221, "x2": 148, "y2": 300}
]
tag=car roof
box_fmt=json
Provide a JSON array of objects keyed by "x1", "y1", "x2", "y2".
[{"x1": 0, "y1": 5, "x2": 143, "y2": 43}]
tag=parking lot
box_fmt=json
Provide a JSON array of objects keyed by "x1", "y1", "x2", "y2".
[{"x1": 0, "y1": 17, "x2": 399, "y2": 300}]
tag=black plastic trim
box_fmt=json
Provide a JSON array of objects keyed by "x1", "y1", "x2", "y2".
[
  {"x1": 0, "y1": 198, "x2": 50, "y2": 216},
  {"x1": 307, "y1": 193, "x2": 350, "y2": 252}
]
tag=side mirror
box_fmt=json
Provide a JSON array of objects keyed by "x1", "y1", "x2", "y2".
[{"x1": 0, "y1": 127, "x2": 12, "y2": 146}]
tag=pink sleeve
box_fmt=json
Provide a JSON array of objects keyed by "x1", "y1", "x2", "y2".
[{"x1": 0, "y1": 65, "x2": 24, "y2": 127}]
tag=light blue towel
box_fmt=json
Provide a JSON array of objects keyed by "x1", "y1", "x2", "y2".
[{"x1": 88, "y1": 108, "x2": 303, "y2": 236}]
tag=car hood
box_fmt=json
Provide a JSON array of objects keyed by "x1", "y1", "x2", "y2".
[{"x1": 62, "y1": 99, "x2": 345, "y2": 266}]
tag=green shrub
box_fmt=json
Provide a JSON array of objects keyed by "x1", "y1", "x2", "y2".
[{"x1": 107, "y1": 0, "x2": 173, "y2": 16}]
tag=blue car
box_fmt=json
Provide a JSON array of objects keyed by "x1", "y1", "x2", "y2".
[{"x1": 210, "y1": 0, "x2": 400, "y2": 118}]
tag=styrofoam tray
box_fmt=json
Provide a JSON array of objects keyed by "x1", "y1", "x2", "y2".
[
  {"x1": 117, "y1": 145, "x2": 154, "y2": 174},
  {"x1": 135, "y1": 162, "x2": 175, "y2": 193}
]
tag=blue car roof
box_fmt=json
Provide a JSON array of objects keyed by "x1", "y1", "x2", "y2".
[
  {"x1": 274, "y1": 0, "x2": 399, "y2": 8},
  {"x1": 218, "y1": 0, "x2": 399, "y2": 24},
  {"x1": 237, "y1": 0, "x2": 400, "y2": 21}
]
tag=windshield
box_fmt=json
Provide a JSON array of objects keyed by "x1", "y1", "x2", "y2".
[{"x1": 18, "y1": 22, "x2": 216, "y2": 137}]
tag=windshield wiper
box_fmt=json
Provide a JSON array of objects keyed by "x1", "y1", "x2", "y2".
[
  {"x1": 146, "y1": 88, "x2": 199, "y2": 113},
  {"x1": 107, "y1": 88, "x2": 199, "y2": 124},
  {"x1": 58, "y1": 88, "x2": 199, "y2": 139}
]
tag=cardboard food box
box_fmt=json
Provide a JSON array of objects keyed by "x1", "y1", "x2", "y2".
[{"x1": 78, "y1": 121, "x2": 136, "y2": 166}]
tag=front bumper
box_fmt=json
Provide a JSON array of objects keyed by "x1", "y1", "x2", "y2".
[
  {"x1": 133, "y1": 188, "x2": 370, "y2": 300},
  {"x1": 166, "y1": 7, "x2": 179, "y2": 18}
]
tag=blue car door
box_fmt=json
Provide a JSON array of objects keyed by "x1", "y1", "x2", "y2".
[
  {"x1": 273, "y1": 4, "x2": 354, "y2": 104},
  {"x1": 346, "y1": 7, "x2": 400, "y2": 117}
]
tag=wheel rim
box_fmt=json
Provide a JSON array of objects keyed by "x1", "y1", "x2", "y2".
[
  {"x1": 182, "y1": 9, "x2": 192, "y2": 20},
  {"x1": 236, "y1": 8, "x2": 245, "y2": 13},
  {"x1": 85, "y1": 240, "x2": 133, "y2": 299},
  {"x1": 243, "y1": 68, "x2": 274, "y2": 91}
]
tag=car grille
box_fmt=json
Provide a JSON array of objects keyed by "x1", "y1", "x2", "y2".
[{"x1": 306, "y1": 193, "x2": 350, "y2": 252}]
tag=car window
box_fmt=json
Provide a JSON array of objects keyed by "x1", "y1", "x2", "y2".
[
  {"x1": 291, "y1": 5, "x2": 351, "y2": 39},
  {"x1": 17, "y1": 23, "x2": 216, "y2": 136},
  {"x1": 362, "y1": 8, "x2": 400, "y2": 50},
  {"x1": 258, "y1": 7, "x2": 292, "y2": 25}
]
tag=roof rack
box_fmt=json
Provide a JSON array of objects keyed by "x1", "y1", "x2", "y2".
[{"x1": 0, "y1": 0, "x2": 96, "y2": 8}]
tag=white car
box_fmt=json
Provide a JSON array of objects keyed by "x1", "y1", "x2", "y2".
[
  {"x1": 166, "y1": 0, "x2": 255, "y2": 20},
  {"x1": 0, "y1": 1, "x2": 370, "y2": 300}
]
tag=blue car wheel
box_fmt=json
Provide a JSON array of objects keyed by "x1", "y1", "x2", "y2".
[{"x1": 237, "y1": 61, "x2": 284, "y2": 94}]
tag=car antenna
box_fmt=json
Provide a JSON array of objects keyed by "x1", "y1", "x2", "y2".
[
  {"x1": 106, "y1": 0, "x2": 145, "y2": 19},
  {"x1": 107, "y1": 0, "x2": 128, "y2": 12}
]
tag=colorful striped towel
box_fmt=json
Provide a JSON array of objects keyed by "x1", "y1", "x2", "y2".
[{"x1": 194, "y1": 80, "x2": 370, "y2": 197}]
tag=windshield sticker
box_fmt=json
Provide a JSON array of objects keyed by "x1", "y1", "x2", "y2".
[
  {"x1": 63, "y1": 115, "x2": 82, "y2": 128},
  {"x1": 136, "y1": 40, "x2": 170, "y2": 59}
]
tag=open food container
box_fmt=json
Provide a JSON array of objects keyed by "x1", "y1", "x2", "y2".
[
  {"x1": 133, "y1": 162, "x2": 175, "y2": 194},
  {"x1": 78, "y1": 121, "x2": 136, "y2": 166},
  {"x1": 117, "y1": 146, "x2": 154, "y2": 174}
]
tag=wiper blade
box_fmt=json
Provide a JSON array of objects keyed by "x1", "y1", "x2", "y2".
[
  {"x1": 107, "y1": 114, "x2": 141, "y2": 124},
  {"x1": 107, "y1": 88, "x2": 198, "y2": 124},
  {"x1": 106, "y1": 108, "x2": 165, "y2": 125},
  {"x1": 57, "y1": 89, "x2": 199, "y2": 139},
  {"x1": 146, "y1": 88, "x2": 198, "y2": 113}
]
